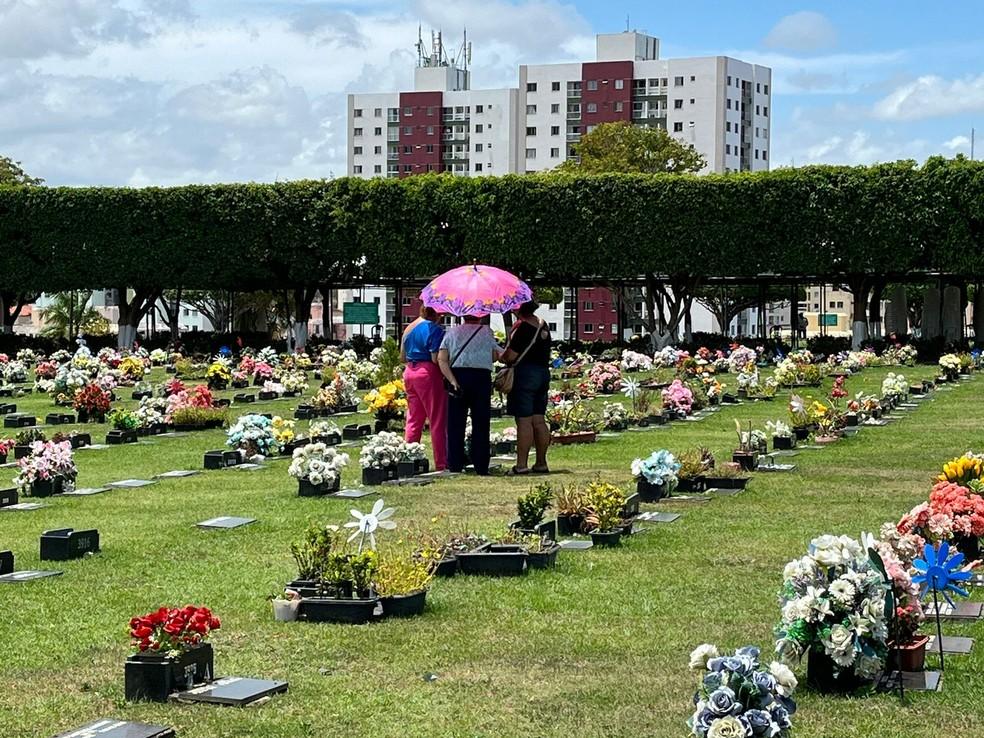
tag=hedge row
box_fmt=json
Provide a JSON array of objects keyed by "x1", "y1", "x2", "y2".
[{"x1": 1, "y1": 157, "x2": 981, "y2": 292}]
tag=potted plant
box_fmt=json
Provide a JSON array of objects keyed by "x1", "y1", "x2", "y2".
[
  {"x1": 359, "y1": 432, "x2": 403, "y2": 485},
  {"x1": 584, "y1": 481, "x2": 627, "y2": 546},
  {"x1": 12, "y1": 427, "x2": 45, "y2": 460},
  {"x1": 280, "y1": 370, "x2": 309, "y2": 397},
  {"x1": 289, "y1": 442, "x2": 349, "y2": 496},
  {"x1": 702, "y1": 462, "x2": 749, "y2": 490},
  {"x1": 732, "y1": 420, "x2": 763, "y2": 470},
  {"x1": 374, "y1": 551, "x2": 434, "y2": 617},
  {"x1": 675, "y1": 448, "x2": 709, "y2": 493},
  {"x1": 226, "y1": 413, "x2": 277, "y2": 457},
  {"x1": 499, "y1": 529, "x2": 560, "y2": 569},
  {"x1": 14, "y1": 440, "x2": 77, "y2": 497},
  {"x1": 512, "y1": 483, "x2": 556, "y2": 540},
  {"x1": 135, "y1": 396, "x2": 168, "y2": 436},
  {"x1": 767, "y1": 419, "x2": 795, "y2": 450},
  {"x1": 775, "y1": 534, "x2": 889, "y2": 693},
  {"x1": 106, "y1": 408, "x2": 140, "y2": 444},
  {"x1": 396, "y1": 441, "x2": 429, "y2": 478},
  {"x1": 259, "y1": 380, "x2": 285, "y2": 401},
  {"x1": 288, "y1": 522, "x2": 341, "y2": 596},
  {"x1": 661, "y1": 379, "x2": 694, "y2": 417},
  {"x1": 788, "y1": 394, "x2": 811, "y2": 441},
  {"x1": 299, "y1": 550, "x2": 380, "y2": 624},
  {"x1": 631, "y1": 449, "x2": 680, "y2": 501},
  {"x1": 124, "y1": 605, "x2": 221, "y2": 701},
  {"x1": 457, "y1": 541, "x2": 529, "y2": 576},
  {"x1": 809, "y1": 400, "x2": 840, "y2": 444},
  {"x1": 270, "y1": 588, "x2": 302, "y2": 622},
  {"x1": 547, "y1": 397, "x2": 600, "y2": 444},
  {"x1": 272, "y1": 416, "x2": 297, "y2": 454},
  {"x1": 555, "y1": 483, "x2": 587, "y2": 536},
  {"x1": 73, "y1": 383, "x2": 111, "y2": 423},
  {"x1": 205, "y1": 361, "x2": 231, "y2": 390},
  {"x1": 687, "y1": 643, "x2": 797, "y2": 738},
  {"x1": 939, "y1": 353, "x2": 961, "y2": 381},
  {"x1": 869, "y1": 529, "x2": 929, "y2": 672},
  {"x1": 490, "y1": 427, "x2": 518, "y2": 454},
  {"x1": 363, "y1": 379, "x2": 407, "y2": 433}
]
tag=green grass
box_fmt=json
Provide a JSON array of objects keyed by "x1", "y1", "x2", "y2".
[{"x1": 1, "y1": 366, "x2": 983, "y2": 738}]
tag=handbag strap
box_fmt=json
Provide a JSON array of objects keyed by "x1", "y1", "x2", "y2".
[
  {"x1": 509, "y1": 319, "x2": 544, "y2": 366},
  {"x1": 449, "y1": 326, "x2": 483, "y2": 368}
]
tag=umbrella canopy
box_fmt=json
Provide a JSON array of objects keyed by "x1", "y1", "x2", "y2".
[{"x1": 420, "y1": 264, "x2": 532, "y2": 317}]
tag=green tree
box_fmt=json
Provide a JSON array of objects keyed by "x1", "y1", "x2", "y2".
[
  {"x1": 39, "y1": 291, "x2": 109, "y2": 339},
  {"x1": 559, "y1": 121, "x2": 705, "y2": 175},
  {"x1": 0, "y1": 155, "x2": 44, "y2": 186},
  {"x1": 694, "y1": 285, "x2": 805, "y2": 335}
]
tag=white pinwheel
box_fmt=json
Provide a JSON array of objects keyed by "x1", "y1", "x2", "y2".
[
  {"x1": 344, "y1": 498, "x2": 397, "y2": 551},
  {"x1": 620, "y1": 377, "x2": 640, "y2": 399}
]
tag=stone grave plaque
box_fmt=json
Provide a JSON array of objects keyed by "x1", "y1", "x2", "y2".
[
  {"x1": 107, "y1": 479, "x2": 156, "y2": 488},
  {"x1": 0, "y1": 569, "x2": 63, "y2": 583},
  {"x1": 63, "y1": 487, "x2": 109, "y2": 496},
  {"x1": 173, "y1": 676, "x2": 288, "y2": 706},
  {"x1": 558, "y1": 539, "x2": 593, "y2": 550},
  {"x1": 706, "y1": 487, "x2": 742, "y2": 496},
  {"x1": 924, "y1": 601, "x2": 983, "y2": 620},
  {"x1": 635, "y1": 511, "x2": 681, "y2": 523},
  {"x1": 2, "y1": 502, "x2": 46, "y2": 511},
  {"x1": 663, "y1": 494, "x2": 710, "y2": 503},
  {"x1": 77, "y1": 444, "x2": 110, "y2": 451},
  {"x1": 418, "y1": 470, "x2": 460, "y2": 478},
  {"x1": 756, "y1": 463, "x2": 796, "y2": 473},
  {"x1": 235, "y1": 463, "x2": 266, "y2": 471},
  {"x1": 52, "y1": 718, "x2": 175, "y2": 738},
  {"x1": 926, "y1": 635, "x2": 974, "y2": 654},
  {"x1": 156, "y1": 470, "x2": 199, "y2": 479},
  {"x1": 899, "y1": 670, "x2": 942, "y2": 692},
  {"x1": 0, "y1": 550, "x2": 12, "y2": 575},
  {"x1": 769, "y1": 450, "x2": 800, "y2": 458},
  {"x1": 798, "y1": 444, "x2": 827, "y2": 450},
  {"x1": 40, "y1": 528, "x2": 100, "y2": 561},
  {"x1": 333, "y1": 488, "x2": 374, "y2": 499},
  {"x1": 197, "y1": 516, "x2": 256, "y2": 530}
]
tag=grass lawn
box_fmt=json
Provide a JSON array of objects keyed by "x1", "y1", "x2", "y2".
[{"x1": 1, "y1": 365, "x2": 982, "y2": 738}]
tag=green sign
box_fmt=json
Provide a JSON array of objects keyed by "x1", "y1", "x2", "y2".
[
  {"x1": 819, "y1": 313, "x2": 838, "y2": 327},
  {"x1": 343, "y1": 301, "x2": 380, "y2": 325}
]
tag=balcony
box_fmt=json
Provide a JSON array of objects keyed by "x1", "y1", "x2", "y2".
[
  {"x1": 566, "y1": 111, "x2": 581, "y2": 120},
  {"x1": 566, "y1": 133, "x2": 581, "y2": 142},
  {"x1": 387, "y1": 153, "x2": 399, "y2": 161}
]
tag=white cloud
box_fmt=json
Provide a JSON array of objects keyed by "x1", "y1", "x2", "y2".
[
  {"x1": 943, "y1": 135, "x2": 971, "y2": 152},
  {"x1": 763, "y1": 11, "x2": 837, "y2": 53},
  {"x1": 872, "y1": 73, "x2": 984, "y2": 120}
]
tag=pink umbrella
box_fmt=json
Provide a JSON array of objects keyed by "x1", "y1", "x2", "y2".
[{"x1": 420, "y1": 264, "x2": 532, "y2": 317}]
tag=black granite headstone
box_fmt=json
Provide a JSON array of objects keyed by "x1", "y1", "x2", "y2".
[
  {"x1": 40, "y1": 528, "x2": 100, "y2": 561},
  {"x1": 52, "y1": 718, "x2": 175, "y2": 738},
  {"x1": 0, "y1": 550, "x2": 12, "y2": 575},
  {"x1": 173, "y1": 676, "x2": 288, "y2": 706},
  {"x1": 0, "y1": 487, "x2": 17, "y2": 508}
]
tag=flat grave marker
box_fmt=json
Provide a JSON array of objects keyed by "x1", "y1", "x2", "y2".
[
  {"x1": 107, "y1": 479, "x2": 156, "y2": 488},
  {"x1": 2, "y1": 502, "x2": 46, "y2": 511},
  {"x1": 63, "y1": 487, "x2": 109, "y2": 496},
  {"x1": 197, "y1": 516, "x2": 256, "y2": 530},
  {"x1": 635, "y1": 511, "x2": 681, "y2": 523},
  {"x1": 333, "y1": 488, "x2": 375, "y2": 499},
  {"x1": 155, "y1": 470, "x2": 200, "y2": 479},
  {"x1": 0, "y1": 569, "x2": 63, "y2": 583},
  {"x1": 924, "y1": 601, "x2": 983, "y2": 620},
  {"x1": 558, "y1": 539, "x2": 593, "y2": 550},
  {"x1": 172, "y1": 676, "x2": 288, "y2": 707},
  {"x1": 52, "y1": 718, "x2": 175, "y2": 738},
  {"x1": 926, "y1": 635, "x2": 974, "y2": 654}
]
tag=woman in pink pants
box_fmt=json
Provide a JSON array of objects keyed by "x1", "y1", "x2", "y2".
[{"x1": 400, "y1": 306, "x2": 448, "y2": 471}]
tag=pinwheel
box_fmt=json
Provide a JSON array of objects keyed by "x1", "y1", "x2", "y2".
[
  {"x1": 620, "y1": 377, "x2": 640, "y2": 400},
  {"x1": 912, "y1": 541, "x2": 972, "y2": 606},
  {"x1": 344, "y1": 498, "x2": 397, "y2": 551}
]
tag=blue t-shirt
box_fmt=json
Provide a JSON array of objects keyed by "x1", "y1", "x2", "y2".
[{"x1": 404, "y1": 320, "x2": 444, "y2": 361}]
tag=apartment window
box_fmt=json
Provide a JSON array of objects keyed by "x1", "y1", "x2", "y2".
[
  {"x1": 673, "y1": 99, "x2": 683, "y2": 109},
  {"x1": 551, "y1": 103, "x2": 560, "y2": 114},
  {"x1": 756, "y1": 105, "x2": 760, "y2": 115},
  {"x1": 614, "y1": 79, "x2": 624, "y2": 89},
  {"x1": 673, "y1": 122, "x2": 683, "y2": 132},
  {"x1": 475, "y1": 124, "x2": 483, "y2": 133},
  {"x1": 586, "y1": 124, "x2": 595, "y2": 133},
  {"x1": 475, "y1": 163, "x2": 483, "y2": 172},
  {"x1": 660, "y1": 77, "x2": 668, "y2": 86},
  {"x1": 353, "y1": 108, "x2": 363, "y2": 117},
  {"x1": 525, "y1": 104, "x2": 536, "y2": 115},
  {"x1": 353, "y1": 165, "x2": 362, "y2": 173},
  {"x1": 550, "y1": 147, "x2": 560, "y2": 158},
  {"x1": 374, "y1": 127, "x2": 382, "y2": 135},
  {"x1": 475, "y1": 143, "x2": 483, "y2": 152},
  {"x1": 756, "y1": 82, "x2": 761, "y2": 93},
  {"x1": 762, "y1": 150, "x2": 767, "y2": 161},
  {"x1": 586, "y1": 103, "x2": 597, "y2": 113},
  {"x1": 674, "y1": 76, "x2": 684, "y2": 86},
  {"x1": 614, "y1": 101, "x2": 623, "y2": 112},
  {"x1": 548, "y1": 322, "x2": 558, "y2": 332},
  {"x1": 425, "y1": 164, "x2": 435, "y2": 172},
  {"x1": 828, "y1": 301, "x2": 836, "y2": 309},
  {"x1": 552, "y1": 81, "x2": 561, "y2": 91},
  {"x1": 755, "y1": 149, "x2": 759, "y2": 159},
  {"x1": 584, "y1": 301, "x2": 594, "y2": 311},
  {"x1": 526, "y1": 126, "x2": 537, "y2": 135},
  {"x1": 527, "y1": 82, "x2": 537, "y2": 92},
  {"x1": 726, "y1": 121, "x2": 731, "y2": 132},
  {"x1": 403, "y1": 126, "x2": 412, "y2": 135},
  {"x1": 763, "y1": 106, "x2": 769, "y2": 117},
  {"x1": 551, "y1": 125, "x2": 560, "y2": 135},
  {"x1": 353, "y1": 146, "x2": 363, "y2": 155},
  {"x1": 726, "y1": 144, "x2": 731, "y2": 155},
  {"x1": 587, "y1": 80, "x2": 598, "y2": 91},
  {"x1": 475, "y1": 105, "x2": 483, "y2": 113},
  {"x1": 690, "y1": 75, "x2": 695, "y2": 82},
  {"x1": 426, "y1": 106, "x2": 435, "y2": 116},
  {"x1": 487, "y1": 142, "x2": 492, "y2": 148},
  {"x1": 426, "y1": 144, "x2": 434, "y2": 153},
  {"x1": 403, "y1": 146, "x2": 411, "y2": 154},
  {"x1": 583, "y1": 323, "x2": 594, "y2": 333},
  {"x1": 373, "y1": 108, "x2": 382, "y2": 117},
  {"x1": 689, "y1": 98, "x2": 695, "y2": 105},
  {"x1": 727, "y1": 75, "x2": 732, "y2": 85},
  {"x1": 374, "y1": 164, "x2": 381, "y2": 174},
  {"x1": 373, "y1": 145, "x2": 382, "y2": 155},
  {"x1": 755, "y1": 127, "x2": 759, "y2": 137},
  {"x1": 353, "y1": 127, "x2": 363, "y2": 136},
  {"x1": 426, "y1": 126, "x2": 434, "y2": 135},
  {"x1": 726, "y1": 99, "x2": 732, "y2": 110},
  {"x1": 525, "y1": 148, "x2": 536, "y2": 159},
  {"x1": 403, "y1": 106, "x2": 412, "y2": 116},
  {"x1": 837, "y1": 301, "x2": 844, "y2": 309},
  {"x1": 764, "y1": 84, "x2": 769, "y2": 95}
]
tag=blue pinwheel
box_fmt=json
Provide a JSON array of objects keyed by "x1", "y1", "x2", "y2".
[{"x1": 912, "y1": 541, "x2": 972, "y2": 606}]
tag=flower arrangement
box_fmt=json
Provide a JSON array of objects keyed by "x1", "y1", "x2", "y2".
[
  {"x1": 939, "y1": 353, "x2": 961, "y2": 378},
  {"x1": 0, "y1": 437, "x2": 14, "y2": 459},
  {"x1": 312, "y1": 373, "x2": 357, "y2": 413},
  {"x1": 1, "y1": 360, "x2": 27, "y2": 383},
  {"x1": 107, "y1": 408, "x2": 140, "y2": 431},
  {"x1": 766, "y1": 420, "x2": 793, "y2": 439},
  {"x1": 136, "y1": 396, "x2": 167, "y2": 428},
  {"x1": 602, "y1": 401, "x2": 630, "y2": 430},
  {"x1": 359, "y1": 431, "x2": 405, "y2": 469},
  {"x1": 272, "y1": 416, "x2": 295, "y2": 450},
  {"x1": 620, "y1": 350, "x2": 653, "y2": 371},
  {"x1": 373, "y1": 551, "x2": 434, "y2": 597},
  {"x1": 882, "y1": 344, "x2": 917, "y2": 366},
  {"x1": 262, "y1": 380, "x2": 285, "y2": 395},
  {"x1": 583, "y1": 480, "x2": 627, "y2": 532},
  {"x1": 398, "y1": 441, "x2": 426, "y2": 463},
  {"x1": 164, "y1": 385, "x2": 214, "y2": 422},
  {"x1": 937, "y1": 453, "x2": 984, "y2": 485},
  {"x1": 129, "y1": 605, "x2": 220, "y2": 655},
  {"x1": 775, "y1": 534, "x2": 889, "y2": 683},
  {"x1": 73, "y1": 383, "x2": 112, "y2": 416},
  {"x1": 280, "y1": 370, "x2": 309, "y2": 394},
  {"x1": 288, "y1": 443, "x2": 349, "y2": 485},
  {"x1": 257, "y1": 346, "x2": 279, "y2": 367},
  {"x1": 728, "y1": 344, "x2": 758, "y2": 373},
  {"x1": 661, "y1": 379, "x2": 693, "y2": 414},
  {"x1": 363, "y1": 379, "x2": 407, "y2": 420},
  {"x1": 868, "y1": 526, "x2": 926, "y2": 647},
  {"x1": 149, "y1": 348, "x2": 168, "y2": 365},
  {"x1": 34, "y1": 360, "x2": 58, "y2": 380},
  {"x1": 546, "y1": 397, "x2": 601, "y2": 435},
  {"x1": 631, "y1": 449, "x2": 680, "y2": 487},
  {"x1": 253, "y1": 361, "x2": 274, "y2": 381},
  {"x1": 735, "y1": 370, "x2": 759, "y2": 391},
  {"x1": 118, "y1": 356, "x2": 146, "y2": 383},
  {"x1": 489, "y1": 427, "x2": 517, "y2": 446},
  {"x1": 95, "y1": 370, "x2": 119, "y2": 393},
  {"x1": 226, "y1": 414, "x2": 277, "y2": 456},
  {"x1": 773, "y1": 358, "x2": 798, "y2": 387},
  {"x1": 14, "y1": 441, "x2": 77, "y2": 493},
  {"x1": 687, "y1": 644, "x2": 796, "y2": 738},
  {"x1": 787, "y1": 394, "x2": 809, "y2": 429},
  {"x1": 163, "y1": 377, "x2": 185, "y2": 396},
  {"x1": 309, "y1": 419, "x2": 341, "y2": 439},
  {"x1": 206, "y1": 361, "x2": 232, "y2": 387},
  {"x1": 898, "y1": 480, "x2": 984, "y2": 542},
  {"x1": 587, "y1": 362, "x2": 622, "y2": 394},
  {"x1": 736, "y1": 421, "x2": 767, "y2": 453},
  {"x1": 881, "y1": 372, "x2": 907, "y2": 398},
  {"x1": 829, "y1": 375, "x2": 847, "y2": 402}
]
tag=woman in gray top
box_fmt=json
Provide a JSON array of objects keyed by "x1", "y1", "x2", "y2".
[{"x1": 437, "y1": 315, "x2": 502, "y2": 475}]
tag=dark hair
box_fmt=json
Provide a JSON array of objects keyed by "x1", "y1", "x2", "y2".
[
  {"x1": 420, "y1": 306, "x2": 438, "y2": 321},
  {"x1": 463, "y1": 314, "x2": 482, "y2": 324},
  {"x1": 517, "y1": 300, "x2": 539, "y2": 317}
]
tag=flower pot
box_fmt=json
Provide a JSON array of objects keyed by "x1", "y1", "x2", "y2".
[
  {"x1": 551, "y1": 431, "x2": 596, "y2": 445},
  {"x1": 620, "y1": 492, "x2": 641, "y2": 518},
  {"x1": 272, "y1": 599, "x2": 300, "y2": 622},
  {"x1": 380, "y1": 589, "x2": 428, "y2": 618},
  {"x1": 526, "y1": 543, "x2": 561, "y2": 569},
  {"x1": 299, "y1": 596, "x2": 380, "y2": 624},
  {"x1": 259, "y1": 391, "x2": 278, "y2": 401},
  {"x1": 457, "y1": 543, "x2": 528, "y2": 576},
  {"x1": 30, "y1": 476, "x2": 66, "y2": 497},
  {"x1": 556, "y1": 513, "x2": 585, "y2": 536},
  {"x1": 589, "y1": 529, "x2": 622, "y2": 547},
  {"x1": 396, "y1": 460, "x2": 417, "y2": 478},
  {"x1": 124, "y1": 642, "x2": 214, "y2": 702},
  {"x1": 953, "y1": 534, "x2": 980, "y2": 561},
  {"x1": 294, "y1": 405, "x2": 316, "y2": 420},
  {"x1": 702, "y1": 476, "x2": 748, "y2": 490},
  {"x1": 494, "y1": 440, "x2": 517, "y2": 455},
  {"x1": 13, "y1": 444, "x2": 30, "y2": 460},
  {"x1": 806, "y1": 647, "x2": 866, "y2": 693},
  {"x1": 793, "y1": 427, "x2": 810, "y2": 441},
  {"x1": 297, "y1": 477, "x2": 340, "y2": 497},
  {"x1": 106, "y1": 429, "x2": 138, "y2": 445},
  {"x1": 676, "y1": 476, "x2": 704, "y2": 493},
  {"x1": 887, "y1": 635, "x2": 929, "y2": 673},
  {"x1": 814, "y1": 435, "x2": 839, "y2": 445},
  {"x1": 434, "y1": 557, "x2": 458, "y2": 578},
  {"x1": 636, "y1": 478, "x2": 670, "y2": 502},
  {"x1": 732, "y1": 451, "x2": 758, "y2": 471},
  {"x1": 845, "y1": 413, "x2": 859, "y2": 427},
  {"x1": 208, "y1": 379, "x2": 228, "y2": 391},
  {"x1": 362, "y1": 465, "x2": 395, "y2": 486},
  {"x1": 773, "y1": 435, "x2": 795, "y2": 450},
  {"x1": 510, "y1": 518, "x2": 558, "y2": 542},
  {"x1": 871, "y1": 407, "x2": 883, "y2": 419},
  {"x1": 414, "y1": 458, "x2": 430, "y2": 475},
  {"x1": 70, "y1": 433, "x2": 91, "y2": 449}
]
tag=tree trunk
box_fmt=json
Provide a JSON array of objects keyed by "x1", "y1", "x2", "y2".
[
  {"x1": 973, "y1": 283, "x2": 984, "y2": 341},
  {"x1": 867, "y1": 282, "x2": 884, "y2": 340},
  {"x1": 0, "y1": 291, "x2": 30, "y2": 334},
  {"x1": 116, "y1": 287, "x2": 162, "y2": 349},
  {"x1": 291, "y1": 287, "x2": 318, "y2": 351},
  {"x1": 848, "y1": 277, "x2": 872, "y2": 350},
  {"x1": 644, "y1": 274, "x2": 697, "y2": 350}
]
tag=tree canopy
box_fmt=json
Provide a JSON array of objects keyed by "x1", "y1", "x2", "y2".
[{"x1": 559, "y1": 121, "x2": 706, "y2": 174}]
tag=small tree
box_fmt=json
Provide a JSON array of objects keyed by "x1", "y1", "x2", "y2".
[
  {"x1": 559, "y1": 121, "x2": 705, "y2": 175},
  {"x1": 40, "y1": 291, "x2": 110, "y2": 338},
  {"x1": 0, "y1": 155, "x2": 43, "y2": 186}
]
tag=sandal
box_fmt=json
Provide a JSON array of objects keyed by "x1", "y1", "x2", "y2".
[
  {"x1": 508, "y1": 466, "x2": 531, "y2": 476},
  {"x1": 531, "y1": 466, "x2": 550, "y2": 474}
]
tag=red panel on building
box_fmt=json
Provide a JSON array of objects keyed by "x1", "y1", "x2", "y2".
[
  {"x1": 580, "y1": 61, "x2": 633, "y2": 128},
  {"x1": 398, "y1": 91, "x2": 443, "y2": 177},
  {"x1": 577, "y1": 286, "x2": 619, "y2": 342}
]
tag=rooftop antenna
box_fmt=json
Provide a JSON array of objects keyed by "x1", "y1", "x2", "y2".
[{"x1": 626, "y1": 14, "x2": 630, "y2": 32}]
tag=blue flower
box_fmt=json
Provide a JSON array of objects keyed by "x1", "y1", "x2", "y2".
[
  {"x1": 912, "y1": 541, "x2": 972, "y2": 606},
  {"x1": 707, "y1": 687, "x2": 739, "y2": 716},
  {"x1": 769, "y1": 703, "x2": 792, "y2": 729},
  {"x1": 752, "y1": 671, "x2": 776, "y2": 694},
  {"x1": 743, "y1": 709, "x2": 773, "y2": 736}
]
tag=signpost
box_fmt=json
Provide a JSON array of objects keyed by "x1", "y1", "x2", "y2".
[{"x1": 343, "y1": 302, "x2": 379, "y2": 325}]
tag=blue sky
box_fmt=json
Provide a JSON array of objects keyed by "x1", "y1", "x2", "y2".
[{"x1": 1, "y1": 1, "x2": 981, "y2": 185}]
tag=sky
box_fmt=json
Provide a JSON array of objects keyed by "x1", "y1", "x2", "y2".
[{"x1": 1, "y1": 0, "x2": 982, "y2": 186}]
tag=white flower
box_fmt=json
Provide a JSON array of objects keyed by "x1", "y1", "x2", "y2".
[
  {"x1": 769, "y1": 662, "x2": 797, "y2": 696},
  {"x1": 828, "y1": 579, "x2": 856, "y2": 605},
  {"x1": 847, "y1": 612, "x2": 871, "y2": 637},
  {"x1": 688, "y1": 643, "x2": 719, "y2": 671},
  {"x1": 822, "y1": 624, "x2": 855, "y2": 666}
]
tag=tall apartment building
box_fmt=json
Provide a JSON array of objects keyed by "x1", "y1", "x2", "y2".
[{"x1": 347, "y1": 30, "x2": 772, "y2": 340}]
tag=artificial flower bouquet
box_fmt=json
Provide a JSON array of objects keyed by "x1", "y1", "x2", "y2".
[
  {"x1": 868, "y1": 525, "x2": 927, "y2": 657},
  {"x1": 728, "y1": 344, "x2": 758, "y2": 373},
  {"x1": 602, "y1": 401, "x2": 630, "y2": 430},
  {"x1": 226, "y1": 413, "x2": 277, "y2": 456},
  {"x1": 129, "y1": 605, "x2": 220, "y2": 655},
  {"x1": 881, "y1": 372, "x2": 907, "y2": 398},
  {"x1": 262, "y1": 380, "x2": 286, "y2": 396},
  {"x1": 661, "y1": 379, "x2": 694, "y2": 414},
  {"x1": 289, "y1": 442, "x2": 349, "y2": 488},
  {"x1": 631, "y1": 449, "x2": 680, "y2": 499},
  {"x1": 149, "y1": 348, "x2": 168, "y2": 365},
  {"x1": 897, "y1": 480, "x2": 984, "y2": 545},
  {"x1": 309, "y1": 420, "x2": 341, "y2": 441},
  {"x1": 135, "y1": 396, "x2": 168, "y2": 429},
  {"x1": 939, "y1": 353, "x2": 961, "y2": 379},
  {"x1": 587, "y1": 362, "x2": 622, "y2": 394},
  {"x1": 359, "y1": 431, "x2": 405, "y2": 470},
  {"x1": 206, "y1": 361, "x2": 232, "y2": 388},
  {"x1": 0, "y1": 436, "x2": 14, "y2": 462},
  {"x1": 937, "y1": 453, "x2": 984, "y2": 485},
  {"x1": 364, "y1": 380, "x2": 407, "y2": 420},
  {"x1": 253, "y1": 361, "x2": 275, "y2": 382},
  {"x1": 654, "y1": 346, "x2": 682, "y2": 368},
  {"x1": 620, "y1": 350, "x2": 653, "y2": 372},
  {"x1": 107, "y1": 408, "x2": 140, "y2": 431},
  {"x1": 766, "y1": 420, "x2": 793, "y2": 439},
  {"x1": 118, "y1": 355, "x2": 147, "y2": 383},
  {"x1": 14, "y1": 440, "x2": 78, "y2": 494},
  {"x1": 280, "y1": 370, "x2": 309, "y2": 395},
  {"x1": 546, "y1": 397, "x2": 600, "y2": 436},
  {"x1": 34, "y1": 360, "x2": 58, "y2": 380},
  {"x1": 272, "y1": 416, "x2": 295, "y2": 451},
  {"x1": 687, "y1": 644, "x2": 796, "y2": 738},
  {"x1": 73, "y1": 383, "x2": 112, "y2": 420},
  {"x1": 775, "y1": 534, "x2": 889, "y2": 690},
  {"x1": 773, "y1": 358, "x2": 798, "y2": 387}
]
